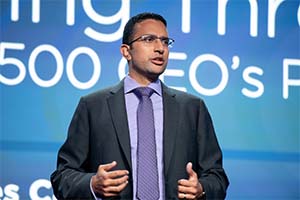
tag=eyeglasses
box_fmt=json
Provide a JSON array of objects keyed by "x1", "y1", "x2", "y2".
[{"x1": 128, "y1": 34, "x2": 175, "y2": 47}]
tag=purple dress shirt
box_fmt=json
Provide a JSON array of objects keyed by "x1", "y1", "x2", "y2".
[{"x1": 124, "y1": 75, "x2": 165, "y2": 200}]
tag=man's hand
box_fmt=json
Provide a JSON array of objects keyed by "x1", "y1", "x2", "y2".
[
  {"x1": 177, "y1": 162, "x2": 204, "y2": 199},
  {"x1": 91, "y1": 161, "x2": 129, "y2": 197}
]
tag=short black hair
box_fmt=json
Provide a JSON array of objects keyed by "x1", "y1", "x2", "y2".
[{"x1": 122, "y1": 12, "x2": 167, "y2": 45}]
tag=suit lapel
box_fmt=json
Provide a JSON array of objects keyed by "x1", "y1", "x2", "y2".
[
  {"x1": 107, "y1": 81, "x2": 132, "y2": 170},
  {"x1": 162, "y1": 84, "x2": 180, "y2": 176}
]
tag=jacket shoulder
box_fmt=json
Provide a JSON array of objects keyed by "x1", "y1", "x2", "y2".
[
  {"x1": 81, "y1": 82, "x2": 123, "y2": 103},
  {"x1": 164, "y1": 86, "x2": 204, "y2": 104}
]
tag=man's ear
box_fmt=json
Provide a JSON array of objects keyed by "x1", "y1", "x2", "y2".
[{"x1": 120, "y1": 44, "x2": 131, "y2": 61}]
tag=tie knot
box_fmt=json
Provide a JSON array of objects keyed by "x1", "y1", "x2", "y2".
[{"x1": 134, "y1": 87, "x2": 154, "y2": 99}]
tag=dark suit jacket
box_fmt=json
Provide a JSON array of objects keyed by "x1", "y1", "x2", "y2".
[{"x1": 51, "y1": 81, "x2": 229, "y2": 199}]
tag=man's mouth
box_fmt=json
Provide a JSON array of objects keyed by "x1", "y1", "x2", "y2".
[{"x1": 151, "y1": 57, "x2": 164, "y2": 65}]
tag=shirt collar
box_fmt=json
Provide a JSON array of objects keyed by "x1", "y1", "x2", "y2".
[{"x1": 124, "y1": 75, "x2": 162, "y2": 96}]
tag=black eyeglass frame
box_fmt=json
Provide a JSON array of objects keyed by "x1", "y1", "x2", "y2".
[{"x1": 127, "y1": 34, "x2": 175, "y2": 47}]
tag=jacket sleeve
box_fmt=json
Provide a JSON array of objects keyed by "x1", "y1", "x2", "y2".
[
  {"x1": 196, "y1": 100, "x2": 229, "y2": 199},
  {"x1": 50, "y1": 97, "x2": 95, "y2": 199}
]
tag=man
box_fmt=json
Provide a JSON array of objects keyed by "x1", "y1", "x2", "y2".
[{"x1": 51, "y1": 12, "x2": 229, "y2": 199}]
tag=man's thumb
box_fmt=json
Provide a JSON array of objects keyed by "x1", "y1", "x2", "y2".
[
  {"x1": 99, "y1": 161, "x2": 117, "y2": 172},
  {"x1": 186, "y1": 162, "x2": 196, "y2": 179}
]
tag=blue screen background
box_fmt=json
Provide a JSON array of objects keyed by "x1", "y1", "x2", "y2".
[{"x1": 1, "y1": 0, "x2": 299, "y2": 199}]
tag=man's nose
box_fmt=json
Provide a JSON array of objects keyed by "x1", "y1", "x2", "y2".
[{"x1": 154, "y1": 39, "x2": 165, "y2": 53}]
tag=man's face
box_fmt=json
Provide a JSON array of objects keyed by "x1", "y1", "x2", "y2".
[{"x1": 122, "y1": 19, "x2": 170, "y2": 85}]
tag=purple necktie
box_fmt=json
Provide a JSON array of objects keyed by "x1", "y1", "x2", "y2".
[{"x1": 134, "y1": 87, "x2": 159, "y2": 200}]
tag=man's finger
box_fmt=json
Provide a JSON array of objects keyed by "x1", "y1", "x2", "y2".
[
  {"x1": 106, "y1": 169, "x2": 129, "y2": 179},
  {"x1": 178, "y1": 192, "x2": 196, "y2": 200},
  {"x1": 102, "y1": 174, "x2": 129, "y2": 187},
  {"x1": 178, "y1": 179, "x2": 192, "y2": 187},
  {"x1": 102, "y1": 180, "x2": 128, "y2": 193},
  {"x1": 178, "y1": 185, "x2": 198, "y2": 195}
]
